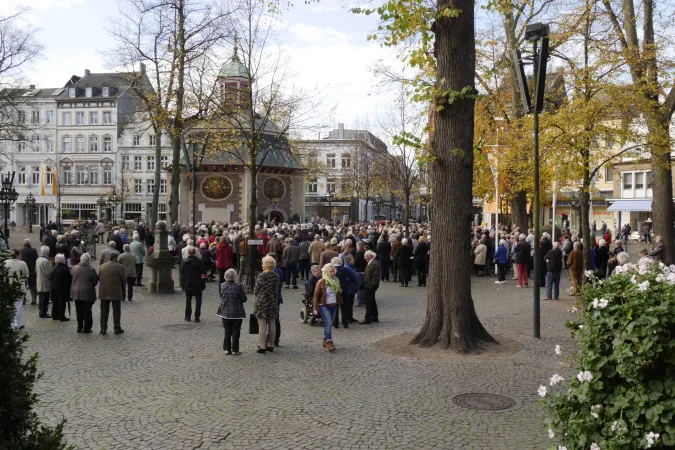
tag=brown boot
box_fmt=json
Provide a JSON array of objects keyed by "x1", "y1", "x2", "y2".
[
  {"x1": 326, "y1": 340, "x2": 335, "y2": 352},
  {"x1": 322, "y1": 338, "x2": 328, "y2": 348}
]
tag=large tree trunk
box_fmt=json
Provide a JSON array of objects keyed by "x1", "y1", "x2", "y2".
[
  {"x1": 510, "y1": 190, "x2": 529, "y2": 231},
  {"x1": 581, "y1": 188, "x2": 592, "y2": 272},
  {"x1": 646, "y1": 114, "x2": 675, "y2": 265},
  {"x1": 410, "y1": 0, "x2": 495, "y2": 353},
  {"x1": 169, "y1": 134, "x2": 181, "y2": 224},
  {"x1": 150, "y1": 128, "x2": 162, "y2": 230},
  {"x1": 247, "y1": 167, "x2": 258, "y2": 291}
]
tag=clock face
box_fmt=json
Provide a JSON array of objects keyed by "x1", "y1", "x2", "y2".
[
  {"x1": 201, "y1": 175, "x2": 233, "y2": 200},
  {"x1": 263, "y1": 177, "x2": 285, "y2": 201}
]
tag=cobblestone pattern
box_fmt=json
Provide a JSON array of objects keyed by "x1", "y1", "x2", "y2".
[{"x1": 10, "y1": 232, "x2": 576, "y2": 449}]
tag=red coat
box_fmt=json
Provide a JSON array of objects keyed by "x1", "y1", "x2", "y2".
[{"x1": 215, "y1": 242, "x2": 233, "y2": 269}]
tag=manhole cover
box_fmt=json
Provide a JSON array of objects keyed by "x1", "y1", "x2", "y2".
[
  {"x1": 452, "y1": 393, "x2": 516, "y2": 411},
  {"x1": 162, "y1": 324, "x2": 196, "y2": 331}
]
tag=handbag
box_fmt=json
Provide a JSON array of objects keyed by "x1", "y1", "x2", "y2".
[{"x1": 248, "y1": 313, "x2": 259, "y2": 334}]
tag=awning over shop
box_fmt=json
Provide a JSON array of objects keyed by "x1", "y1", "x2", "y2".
[{"x1": 607, "y1": 199, "x2": 652, "y2": 212}]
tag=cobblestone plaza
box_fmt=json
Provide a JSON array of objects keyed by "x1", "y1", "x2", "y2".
[{"x1": 12, "y1": 233, "x2": 575, "y2": 449}]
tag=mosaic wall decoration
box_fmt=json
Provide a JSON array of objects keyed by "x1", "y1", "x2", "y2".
[
  {"x1": 201, "y1": 175, "x2": 233, "y2": 200},
  {"x1": 263, "y1": 177, "x2": 285, "y2": 201}
]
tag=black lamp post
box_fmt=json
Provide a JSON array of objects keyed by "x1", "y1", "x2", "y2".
[
  {"x1": 325, "y1": 191, "x2": 333, "y2": 222},
  {"x1": 96, "y1": 194, "x2": 107, "y2": 222},
  {"x1": 397, "y1": 204, "x2": 403, "y2": 221},
  {"x1": 315, "y1": 197, "x2": 324, "y2": 219},
  {"x1": 374, "y1": 193, "x2": 382, "y2": 219},
  {"x1": 25, "y1": 192, "x2": 36, "y2": 233},
  {"x1": 0, "y1": 172, "x2": 19, "y2": 243},
  {"x1": 390, "y1": 195, "x2": 396, "y2": 221},
  {"x1": 108, "y1": 188, "x2": 120, "y2": 224}
]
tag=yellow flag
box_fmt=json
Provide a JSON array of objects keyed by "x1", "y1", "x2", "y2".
[
  {"x1": 39, "y1": 164, "x2": 46, "y2": 196},
  {"x1": 51, "y1": 167, "x2": 58, "y2": 195}
]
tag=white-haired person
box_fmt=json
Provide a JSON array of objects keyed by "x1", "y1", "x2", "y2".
[
  {"x1": 494, "y1": 239, "x2": 508, "y2": 284},
  {"x1": 217, "y1": 268, "x2": 247, "y2": 354},
  {"x1": 181, "y1": 246, "x2": 206, "y2": 322},
  {"x1": 51, "y1": 253, "x2": 73, "y2": 321},
  {"x1": 130, "y1": 234, "x2": 146, "y2": 286},
  {"x1": 313, "y1": 262, "x2": 342, "y2": 351},
  {"x1": 6, "y1": 248, "x2": 29, "y2": 329},
  {"x1": 100, "y1": 241, "x2": 120, "y2": 265},
  {"x1": 36, "y1": 245, "x2": 53, "y2": 318},
  {"x1": 253, "y1": 255, "x2": 279, "y2": 353},
  {"x1": 360, "y1": 250, "x2": 380, "y2": 324},
  {"x1": 70, "y1": 253, "x2": 99, "y2": 333}
]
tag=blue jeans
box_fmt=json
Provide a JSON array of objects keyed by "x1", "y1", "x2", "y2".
[
  {"x1": 546, "y1": 271, "x2": 560, "y2": 299},
  {"x1": 319, "y1": 304, "x2": 338, "y2": 341}
]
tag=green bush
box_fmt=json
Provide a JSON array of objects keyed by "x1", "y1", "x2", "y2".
[
  {"x1": 541, "y1": 261, "x2": 675, "y2": 450},
  {"x1": 0, "y1": 252, "x2": 71, "y2": 450}
]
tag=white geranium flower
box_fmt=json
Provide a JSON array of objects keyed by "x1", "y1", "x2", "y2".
[
  {"x1": 590, "y1": 443, "x2": 600, "y2": 450},
  {"x1": 555, "y1": 344, "x2": 562, "y2": 355},
  {"x1": 538, "y1": 385, "x2": 547, "y2": 397},
  {"x1": 667, "y1": 273, "x2": 675, "y2": 284},
  {"x1": 550, "y1": 374, "x2": 564, "y2": 386},
  {"x1": 656, "y1": 274, "x2": 665, "y2": 283},
  {"x1": 590, "y1": 404, "x2": 602, "y2": 418},
  {"x1": 638, "y1": 280, "x2": 650, "y2": 292},
  {"x1": 558, "y1": 447, "x2": 568, "y2": 450},
  {"x1": 612, "y1": 419, "x2": 628, "y2": 435},
  {"x1": 631, "y1": 275, "x2": 638, "y2": 284},
  {"x1": 645, "y1": 431, "x2": 660, "y2": 448},
  {"x1": 548, "y1": 429, "x2": 555, "y2": 438},
  {"x1": 577, "y1": 370, "x2": 593, "y2": 382},
  {"x1": 578, "y1": 324, "x2": 584, "y2": 329},
  {"x1": 585, "y1": 270, "x2": 595, "y2": 278},
  {"x1": 592, "y1": 298, "x2": 610, "y2": 309}
]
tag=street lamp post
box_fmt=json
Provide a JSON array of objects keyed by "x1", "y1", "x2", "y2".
[
  {"x1": 315, "y1": 198, "x2": 324, "y2": 220},
  {"x1": 390, "y1": 195, "x2": 396, "y2": 221},
  {"x1": 96, "y1": 194, "x2": 107, "y2": 222},
  {"x1": 25, "y1": 192, "x2": 36, "y2": 233},
  {"x1": 325, "y1": 191, "x2": 333, "y2": 222},
  {"x1": 108, "y1": 188, "x2": 120, "y2": 225},
  {"x1": 397, "y1": 205, "x2": 402, "y2": 221},
  {"x1": 374, "y1": 194, "x2": 382, "y2": 220},
  {"x1": 0, "y1": 172, "x2": 19, "y2": 244}
]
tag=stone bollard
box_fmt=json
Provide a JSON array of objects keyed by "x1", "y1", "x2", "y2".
[{"x1": 145, "y1": 221, "x2": 178, "y2": 294}]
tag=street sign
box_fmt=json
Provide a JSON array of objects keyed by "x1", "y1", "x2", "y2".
[{"x1": 248, "y1": 239, "x2": 263, "y2": 245}]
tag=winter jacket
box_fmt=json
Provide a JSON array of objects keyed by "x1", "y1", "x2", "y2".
[
  {"x1": 253, "y1": 270, "x2": 279, "y2": 319},
  {"x1": 544, "y1": 248, "x2": 563, "y2": 273},
  {"x1": 215, "y1": 242, "x2": 233, "y2": 269},
  {"x1": 354, "y1": 249, "x2": 367, "y2": 272},
  {"x1": 20, "y1": 244, "x2": 39, "y2": 274},
  {"x1": 36, "y1": 256, "x2": 52, "y2": 292},
  {"x1": 298, "y1": 241, "x2": 311, "y2": 260},
  {"x1": 364, "y1": 259, "x2": 380, "y2": 291},
  {"x1": 118, "y1": 252, "x2": 137, "y2": 278},
  {"x1": 313, "y1": 278, "x2": 343, "y2": 307},
  {"x1": 397, "y1": 244, "x2": 413, "y2": 266},
  {"x1": 649, "y1": 242, "x2": 666, "y2": 262},
  {"x1": 377, "y1": 241, "x2": 392, "y2": 262},
  {"x1": 130, "y1": 241, "x2": 147, "y2": 264},
  {"x1": 217, "y1": 281, "x2": 247, "y2": 319},
  {"x1": 51, "y1": 263, "x2": 73, "y2": 300},
  {"x1": 70, "y1": 262, "x2": 99, "y2": 301},
  {"x1": 181, "y1": 256, "x2": 206, "y2": 291},
  {"x1": 515, "y1": 241, "x2": 532, "y2": 265},
  {"x1": 309, "y1": 240, "x2": 324, "y2": 264},
  {"x1": 98, "y1": 261, "x2": 127, "y2": 301},
  {"x1": 281, "y1": 244, "x2": 299, "y2": 268},
  {"x1": 474, "y1": 244, "x2": 487, "y2": 266},
  {"x1": 336, "y1": 264, "x2": 360, "y2": 295},
  {"x1": 494, "y1": 245, "x2": 508, "y2": 265}
]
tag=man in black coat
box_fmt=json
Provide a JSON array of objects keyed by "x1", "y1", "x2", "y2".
[
  {"x1": 360, "y1": 250, "x2": 380, "y2": 324},
  {"x1": 397, "y1": 238, "x2": 413, "y2": 287},
  {"x1": 111, "y1": 231, "x2": 125, "y2": 253},
  {"x1": 20, "y1": 239, "x2": 39, "y2": 305},
  {"x1": 544, "y1": 242, "x2": 563, "y2": 300},
  {"x1": 181, "y1": 246, "x2": 206, "y2": 322},
  {"x1": 51, "y1": 255, "x2": 73, "y2": 321},
  {"x1": 136, "y1": 223, "x2": 146, "y2": 243},
  {"x1": 376, "y1": 237, "x2": 391, "y2": 281},
  {"x1": 43, "y1": 230, "x2": 57, "y2": 259}
]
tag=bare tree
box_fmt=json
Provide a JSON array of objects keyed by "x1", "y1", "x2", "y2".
[{"x1": 108, "y1": 0, "x2": 235, "y2": 225}]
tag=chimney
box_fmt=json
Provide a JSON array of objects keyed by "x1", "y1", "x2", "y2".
[
  {"x1": 338, "y1": 122, "x2": 344, "y2": 139},
  {"x1": 84, "y1": 69, "x2": 90, "y2": 76},
  {"x1": 140, "y1": 63, "x2": 146, "y2": 74},
  {"x1": 29, "y1": 84, "x2": 35, "y2": 89}
]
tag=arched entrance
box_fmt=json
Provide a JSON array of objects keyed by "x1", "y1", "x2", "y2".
[{"x1": 268, "y1": 211, "x2": 284, "y2": 223}]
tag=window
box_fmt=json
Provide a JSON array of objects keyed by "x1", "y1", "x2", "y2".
[
  {"x1": 89, "y1": 112, "x2": 98, "y2": 124},
  {"x1": 45, "y1": 170, "x2": 52, "y2": 185},
  {"x1": 147, "y1": 156, "x2": 155, "y2": 171},
  {"x1": 68, "y1": 87, "x2": 76, "y2": 97},
  {"x1": 622, "y1": 172, "x2": 633, "y2": 190},
  {"x1": 604, "y1": 166, "x2": 613, "y2": 182},
  {"x1": 90, "y1": 170, "x2": 98, "y2": 185},
  {"x1": 133, "y1": 135, "x2": 140, "y2": 146},
  {"x1": 134, "y1": 156, "x2": 142, "y2": 171},
  {"x1": 18, "y1": 167, "x2": 26, "y2": 185},
  {"x1": 76, "y1": 136, "x2": 85, "y2": 153},
  {"x1": 635, "y1": 172, "x2": 644, "y2": 190},
  {"x1": 341, "y1": 153, "x2": 351, "y2": 169},
  {"x1": 160, "y1": 156, "x2": 169, "y2": 167},
  {"x1": 341, "y1": 179, "x2": 350, "y2": 194},
  {"x1": 134, "y1": 179, "x2": 143, "y2": 194},
  {"x1": 31, "y1": 167, "x2": 40, "y2": 185},
  {"x1": 306, "y1": 177, "x2": 317, "y2": 193},
  {"x1": 63, "y1": 137, "x2": 72, "y2": 153},
  {"x1": 31, "y1": 136, "x2": 40, "y2": 152},
  {"x1": 147, "y1": 179, "x2": 155, "y2": 194},
  {"x1": 63, "y1": 112, "x2": 72, "y2": 126},
  {"x1": 89, "y1": 136, "x2": 98, "y2": 152},
  {"x1": 327, "y1": 153, "x2": 336, "y2": 168},
  {"x1": 76, "y1": 167, "x2": 88, "y2": 185},
  {"x1": 103, "y1": 111, "x2": 112, "y2": 124},
  {"x1": 159, "y1": 179, "x2": 167, "y2": 194},
  {"x1": 157, "y1": 203, "x2": 167, "y2": 220},
  {"x1": 46, "y1": 110, "x2": 54, "y2": 124},
  {"x1": 62, "y1": 171, "x2": 72, "y2": 185},
  {"x1": 646, "y1": 171, "x2": 652, "y2": 190},
  {"x1": 18, "y1": 140, "x2": 27, "y2": 152},
  {"x1": 103, "y1": 170, "x2": 112, "y2": 185},
  {"x1": 327, "y1": 177, "x2": 337, "y2": 193},
  {"x1": 31, "y1": 110, "x2": 40, "y2": 124},
  {"x1": 103, "y1": 136, "x2": 112, "y2": 152},
  {"x1": 76, "y1": 112, "x2": 85, "y2": 125},
  {"x1": 149, "y1": 135, "x2": 157, "y2": 146},
  {"x1": 85, "y1": 87, "x2": 92, "y2": 98},
  {"x1": 102, "y1": 87, "x2": 109, "y2": 97},
  {"x1": 17, "y1": 111, "x2": 26, "y2": 123},
  {"x1": 122, "y1": 155, "x2": 130, "y2": 170},
  {"x1": 46, "y1": 136, "x2": 54, "y2": 153}
]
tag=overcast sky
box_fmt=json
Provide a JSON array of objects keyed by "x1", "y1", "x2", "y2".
[{"x1": 5, "y1": 0, "x2": 402, "y2": 136}]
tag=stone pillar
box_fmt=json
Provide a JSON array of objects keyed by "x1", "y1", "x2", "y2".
[{"x1": 145, "y1": 221, "x2": 177, "y2": 294}]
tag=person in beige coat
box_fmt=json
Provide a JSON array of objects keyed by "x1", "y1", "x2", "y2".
[
  {"x1": 36, "y1": 245, "x2": 53, "y2": 318},
  {"x1": 474, "y1": 239, "x2": 487, "y2": 277},
  {"x1": 98, "y1": 253, "x2": 127, "y2": 335},
  {"x1": 71, "y1": 253, "x2": 99, "y2": 333},
  {"x1": 118, "y1": 244, "x2": 137, "y2": 301},
  {"x1": 308, "y1": 235, "x2": 324, "y2": 265}
]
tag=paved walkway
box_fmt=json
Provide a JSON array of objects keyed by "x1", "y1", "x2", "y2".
[{"x1": 10, "y1": 231, "x2": 577, "y2": 449}]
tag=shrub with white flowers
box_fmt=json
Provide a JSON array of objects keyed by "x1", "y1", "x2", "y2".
[{"x1": 541, "y1": 260, "x2": 675, "y2": 449}]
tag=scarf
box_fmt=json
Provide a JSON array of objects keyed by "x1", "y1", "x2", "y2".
[{"x1": 322, "y1": 273, "x2": 340, "y2": 293}]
